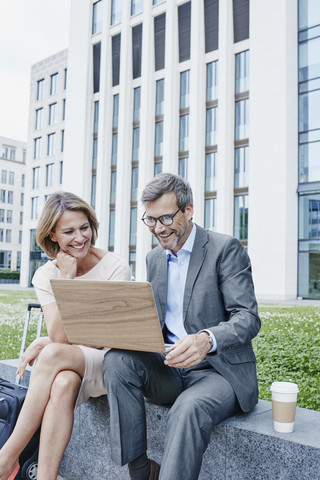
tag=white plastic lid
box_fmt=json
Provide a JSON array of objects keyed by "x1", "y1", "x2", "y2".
[{"x1": 270, "y1": 381, "x2": 299, "y2": 393}]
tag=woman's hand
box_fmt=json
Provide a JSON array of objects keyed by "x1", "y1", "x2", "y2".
[
  {"x1": 16, "y1": 336, "x2": 53, "y2": 379},
  {"x1": 56, "y1": 251, "x2": 77, "y2": 279}
]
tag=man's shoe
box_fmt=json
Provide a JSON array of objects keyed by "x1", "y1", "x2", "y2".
[{"x1": 148, "y1": 459, "x2": 160, "y2": 479}]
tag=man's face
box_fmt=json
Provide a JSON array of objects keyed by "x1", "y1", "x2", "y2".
[{"x1": 145, "y1": 192, "x2": 194, "y2": 255}]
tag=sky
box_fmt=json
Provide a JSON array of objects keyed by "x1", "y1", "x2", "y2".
[{"x1": 0, "y1": 0, "x2": 71, "y2": 142}]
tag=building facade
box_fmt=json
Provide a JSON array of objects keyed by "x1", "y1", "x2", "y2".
[
  {"x1": 0, "y1": 136, "x2": 26, "y2": 271},
  {"x1": 20, "y1": 0, "x2": 320, "y2": 300}
]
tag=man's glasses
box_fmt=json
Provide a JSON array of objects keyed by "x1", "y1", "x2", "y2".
[{"x1": 141, "y1": 208, "x2": 181, "y2": 227}]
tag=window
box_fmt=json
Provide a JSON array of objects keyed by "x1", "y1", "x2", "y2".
[
  {"x1": 154, "y1": 162, "x2": 162, "y2": 176},
  {"x1": 91, "y1": 175, "x2": 96, "y2": 208},
  {"x1": 32, "y1": 167, "x2": 40, "y2": 189},
  {"x1": 93, "y1": 42, "x2": 101, "y2": 93},
  {"x1": 7, "y1": 191, "x2": 13, "y2": 204},
  {"x1": 93, "y1": 101, "x2": 99, "y2": 134},
  {"x1": 37, "y1": 79, "x2": 44, "y2": 100},
  {"x1": 10, "y1": 149, "x2": 15, "y2": 161},
  {"x1": 180, "y1": 70, "x2": 190, "y2": 109},
  {"x1": 46, "y1": 163, "x2": 54, "y2": 187},
  {"x1": 31, "y1": 197, "x2": 39, "y2": 220},
  {"x1": 92, "y1": 138, "x2": 98, "y2": 170},
  {"x1": 1, "y1": 147, "x2": 8, "y2": 159},
  {"x1": 299, "y1": 0, "x2": 320, "y2": 30},
  {"x1": 234, "y1": 146, "x2": 249, "y2": 188},
  {"x1": 299, "y1": 195, "x2": 320, "y2": 239},
  {"x1": 20, "y1": 193, "x2": 24, "y2": 206},
  {"x1": 20, "y1": 212, "x2": 23, "y2": 225},
  {"x1": 131, "y1": 0, "x2": 143, "y2": 16},
  {"x1": 154, "y1": 13, "x2": 166, "y2": 71},
  {"x1": 60, "y1": 161, "x2": 63, "y2": 184},
  {"x1": 0, "y1": 190, "x2": 5, "y2": 203},
  {"x1": 1, "y1": 170, "x2": 6, "y2": 183},
  {"x1": 92, "y1": 0, "x2": 103, "y2": 34},
  {"x1": 206, "y1": 61, "x2": 218, "y2": 102},
  {"x1": 204, "y1": 198, "x2": 216, "y2": 231},
  {"x1": 0, "y1": 229, "x2": 3, "y2": 242},
  {"x1": 112, "y1": 34, "x2": 121, "y2": 86},
  {"x1": 50, "y1": 73, "x2": 58, "y2": 95},
  {"x1": 109, "y1": 210, "x2": 115, "y2": 248},
  {"x1": 113, "y1": 95, "x2": 119, "y2": 128},
  {"x1": 0, "y1": 209, "x2": 4, "y2": 222},
  {"x1": 61, "y1": 130, "x2": 64, "y2": 152},
  {"x1": 235, "y1": 51, "x2": 249, "y2": 93},
  {"x1": 19, "y1": 231, "x2": 22, "y2": 244},
  {"x1": 5, "y1": 229, "x2": 11, "y2": 243},
  {"x1": 179, "y1": 115, "x2": 189, "y2": 152},
  {"x1": 129, "y1": 252, "x2": 136, "y2": 281},
  {"x1": 6, "y1": 210, "x2": 12, "y2": 223},
  {"x1": 234, "y1": 195, "x2": 248, "y2": 241},
  {"x1": 155, "y1": 79, "x2": 164, "y2": 116},
  {"x1": 205, "y1": 152, "x2": 217, "y2": 192},
  {"x1": 132, "y1": 24, "x2": 143, "y2": 79},
  {"x1": 17, "y1": 251, "x2": 21, "y2": 270},
  {"x1": 35, "y1": 108, "x2": 43, "y2": 129},
  {"x1": 204, "y1": 0, "x2": 219, "y2": 52},
  {"x1": 34, "y1": 137, "x2": 41, "y2": 159},
  {"x1": 47, "y1": 133, "x2": 56, "y2": 156},
  {"x1": 235, "y1": 99, "x2": 249, "y2": 140},
  {"x1": 129, "y1": 207, "x2": 137, "y2": 246},
  {"x1": 154, "y1": 121, "x2": 163, "y2": 157},
  {"x1": 299, "y1": 141, "x2": 320, "y2": 183},
  {"x1": 62, "y1": 99, "x2": 66, "y2": 120},
  {"x1": 132, "y1": 127, "x2": 140, "y2": 161},
  {"x1": 110, "y1": 171, "x2": 117, "y2": 204},
  {"x1": 178, "y1": 1, "x2": 191, "y2": 62},
  {"x1": 233, "y1": 0, "x2": 249, "y2": 43},
  {"x1": 22, "y1": 150, "x2": 26, "y2": 163},
  {"x1": 206, "y1": 107, "x2": 218, "y2": 146},
  {"x1": 0, "y1": 250, "x2": 11, "y2": 271},
  {"x1": 131, "y1": 167, "x2": 139, "y2": 202},
  {"x1": 133, "y1": 87, "x2": 141, "y2": 123},
  {"x1": 64, "y1": 69, "x2": 67, "y2": 89},
  {"x1": 111, "y1": 0, "x2": 122, "y2": 25},
  {"x1": 49, "y1": 103, "x2": 57, "y2": 126},
  {"x1": 153, "y1": 0, "x2": 164, "y2": 4},
  {"x1": 112, "y1": 133, "x2": 118, "y2": 165},
  {"x1": 179, "y1": 157, "x2": 188, "y2": 179},
  {"x1": 299, "y1": 90, "x2": 320, "y2": 133}
]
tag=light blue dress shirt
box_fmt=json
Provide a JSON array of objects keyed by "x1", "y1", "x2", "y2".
[{"x1": 165, "y1": 224, "x2": 217, "y2": 352}]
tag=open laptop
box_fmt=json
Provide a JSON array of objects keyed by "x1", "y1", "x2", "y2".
[{"x1": 50, "y1": 279, "x2": 170, "y2": 353}]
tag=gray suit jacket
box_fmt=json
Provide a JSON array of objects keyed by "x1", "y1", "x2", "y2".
[{"x1": 146, "y1": 224, "x2": 261, "y2": 412}]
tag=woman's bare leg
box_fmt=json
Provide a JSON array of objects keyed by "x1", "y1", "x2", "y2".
[
  {"x1": 37, "y1": 370, "x2": 81, "y2": 480},
  {"x1": 0, "y1": 343, "x2": 85, "y2": 480}
]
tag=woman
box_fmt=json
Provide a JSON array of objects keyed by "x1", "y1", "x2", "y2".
[{"x1": 0, "y1": 192, "x2": 130, "y2": 480}]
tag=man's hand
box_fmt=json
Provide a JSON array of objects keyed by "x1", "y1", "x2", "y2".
[{"x1": 164, "y1": 332, "x2": 211, "y2": 369}]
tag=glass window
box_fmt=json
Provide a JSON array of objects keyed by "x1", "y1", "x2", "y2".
[
  {"x1": 5, "y1": 229, "x2": 11, "y2": 243},
  {"x1": 299, "y1": 0, "x2": 320, "y2": 30},
  {"x1": 154, "y1": 13, "x2": 166, "y2": 71},
  {"x1": 47, "y1": 133, "x2": 56, "y2": 156},
  {"x1": 92, "y1": 0, "x2": 103, "y2": 34},
  {"x1": 35, "y1": 108, "x2": 43, "y2": 129},
  {"x1": 204, "y1": 198, "x2": 216, "y2": 231},
  {"x1": 21, "y1": 174, "x2": 25, "y2": 187},
  {"x1": 179, "y1": 115, "x2": 189, "y2": 152},
  {"x1": 112, "y1": 133, "x2": 118, "y2": 166},
  {"x1": 50, "y1": 73, "x2": 58, "y2": 95},
  {"x1": 8, "y1": 172, "x2": 14, "y2": 185},
  {"x1": 6, "y1": 210, "x2": 12, "y2": 223},
  {"x1": 206, "y1": 61, "x2": 218, "y2": 102},
  {"x1": 235, "y1": 50, "x2": 249, "y2": 93},
  {"x1": 204, "y1": 0, "x2": 219, "y2": 53},
  {"x1": 2, "y1": 147, "x2": 8, "y2": 159},
  {"x1": 234, "y1": 195, "x2": 248, "y2": 240},
  {"x1": 299, "y1": 37, "x2": 320, "y2": 82},
  {"x1": 9, "y1": 149, "x2": 15, "y2": 161},
  {"x1": 46, "y1": 163, "x2": 54, "y2": 187},
  {"x1": 154, "y1": 121, "x2": 163, "y2": 157},
  {"x1": 19, "y1": 231, "x2": 22, "y2": 244},
  {"x1": 178, "y1": 1, "x2": 191, "y2": 62},
  {"x1": 49, "y1": 103, "x2": 57, "y2": 126},
  {"x1": 61, "y1": 130, "x2": 64, "y2": 152},
  {"x1": 0, "y1": 209, "x2": 4, "y2": 222},
  {"x1": 155, "y1": 79, "x2": 164, "y2": 116},
  {"x1": 93, "y1": 42, "x2": 101, "y2": 93},
  {"x1": 111, "y1": 0, "x2": 122, "y2": 25},
  {"x1": 31, "y1": 197, "x2": 39, "y2": 220},
  {"x1": 113, "y1": 95, "x2": 119, "y2": 128},
  {"x1": 20, "y1": 212, "x2": 23, "y2": 225},
  {"x1": 133, "y1": 87, "x2": 141, "y2": 123},
  {"x1": 299, "y1": 141, "x2": 320, "y2": 182},
  {"x1": 1, "y1": 170, "x2": 6, "y2": 183},
  {"x1": 299, "y1": 194, "x2": 320, "y2": 239},
  {"x1": 154, "y1": 162, "x2": 162, "y2": 176},
  {"x1": 91, "y1": 175, "x2": 96, "y2": 208},
  {"x1": 32, "y1": 167, "x2": 40, "y2": 189},
  {"x1": 179, "y1": 157, "x2": 188, "y2": 179},
  {"x1": 235, "y1": 99, "x2": 249, "y2": 140},
  {"x1": 129, "y1": 252, "x2": 136, "y2": 281},
  {"x1": 132, "y1": 24, "x2": 143, "y2": 79},
  {"x1": 92, "y1": 138, "x2": 98, "y2": 170},
  {"x1": 60, "y1": 161, "x2": 63, "y2": 184},
  {"x1": 34, "y1": 137, "x2": 41, "y2": 159},
  {"x1": 109, "y1": 210, "x2": 115, "y2": 248},
  {"x1": 93, "y1": 101, "x2": 99, "y2": 134},
  {"x1": 23, "y1": 150, "x2": 26, "y2": 163},
  {"x1": 112, "y1": 34, "x2": 121, "y2": 86},
  {"x1": 234, "y1": 146, "x2": 249, "y2": 188},
  {"x1": 131, "y1": 167, "x2": 139, "y2": 202},
  {"x1": 206, "y1": 107, "x2": 218, "y2": 146},
  {"x1": 0, "y1": 190, "x2": 5, "y2": 203},
  {"x1": 0, "y1": 229, "x2": 3, "y2": 242},
  {"x1": 233, "y1": 0, "x2": 249, "y2": 43},
  {"x1": 110, "y1": 171, "x2": 117, "y2": 204},
  {"x1": 7, "y1": 191, "x2": 13, "y2": 204},
  {"x1": 64, "y1": 69, "x2": 67, "y2": 89},
  {"x1": 62, "y1": 99, "x2": 66, "y2": 121},
  {"x1": 20, "y1": 193, "x2": 24, "y2": 206},
  {"x1": 132, "y1": 127, "x2": 140, "y2": 161},
  {"x1": 205, "y1": 152, "x2": 217, "y2": 192},
  {"x1": 153, "y1": 0, "x2": 164, "y2": 4},
  {"x1": 180, "y1": 70, "x2": 190, "y2": 109},
  {"x1": 37, "y1": 79, "x2": 44, "y2": 100},
  {"x1": 131, "y1": 0, "x2": 143, "y2": 16},
  {"x1": 299, "y1": 90, "x2": 320, "y2": 133},
  {"x1": 298, "y1": 251, "x2": 320, "y2": 298},
  {"x1": 129, "y1": 207, "x2": 137, "y2": 246}
]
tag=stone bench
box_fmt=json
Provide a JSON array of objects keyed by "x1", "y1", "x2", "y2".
[{"x1": 1, "y1": 360, "x2": 319, "y2": 479}]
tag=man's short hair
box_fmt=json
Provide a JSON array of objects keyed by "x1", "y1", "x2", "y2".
[{"x1": 141, "y1": 173, "x2": 193, "y2": 212}]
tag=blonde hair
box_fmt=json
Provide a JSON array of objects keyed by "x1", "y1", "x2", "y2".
[{"x1": 36, "y1": 191, "x2": 99, "y2": 258}]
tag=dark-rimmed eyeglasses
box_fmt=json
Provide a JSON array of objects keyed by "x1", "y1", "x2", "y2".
[{"x1": 141, "y1": 208, "x2": 181, "y2": 227}]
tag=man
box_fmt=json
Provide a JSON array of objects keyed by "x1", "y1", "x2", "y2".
[{"x1": 103, "y1": 173, "x2": 261, "y2": 480}]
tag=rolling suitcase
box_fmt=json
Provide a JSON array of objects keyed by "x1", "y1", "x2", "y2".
[{"x1": 0, "y1": 303, "x2": 44, "y2": 479}]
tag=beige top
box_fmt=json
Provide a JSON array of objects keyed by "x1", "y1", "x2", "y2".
[{"x1": 32, "y1": 251, "x2": 131, "y2": 306}]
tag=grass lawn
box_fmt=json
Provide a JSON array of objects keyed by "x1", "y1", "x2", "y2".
[{"x1": 0, "y1": 289, "x2": 319, "y2": 411}]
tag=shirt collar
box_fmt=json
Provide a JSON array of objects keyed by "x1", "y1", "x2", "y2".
[{"x1": 166, "y1": 223, "x2": 196, "y2": 258}]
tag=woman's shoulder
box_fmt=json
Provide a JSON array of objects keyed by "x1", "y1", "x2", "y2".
[{"x1": 32, "y1": 260, "x2": 58, "y2": 283}]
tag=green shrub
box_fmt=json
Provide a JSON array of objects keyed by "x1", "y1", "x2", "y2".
[{"x1": 0, "y1": 270, "x2": 20, "y2": 280}]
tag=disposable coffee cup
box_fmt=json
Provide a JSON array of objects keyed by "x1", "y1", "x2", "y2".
[{"x1": 270, "y1": 382, "x2": 299, "y2": 433}]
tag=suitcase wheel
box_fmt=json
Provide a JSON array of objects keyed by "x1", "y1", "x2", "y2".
[{"x1": 20, "y1": 460, "x2": 38, "y2": 480}]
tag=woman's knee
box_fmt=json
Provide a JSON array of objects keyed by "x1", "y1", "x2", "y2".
[
  {"x1": 50, "y1": 371, "x2": 81, "y2": 405},
  {"x1": 37, "y1": 343, "x2": 66, "y2": 369}
]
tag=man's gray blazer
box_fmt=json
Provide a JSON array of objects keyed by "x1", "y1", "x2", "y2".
[{"x1": 146, "y1": 224, "x2": 261, "y2": 413}]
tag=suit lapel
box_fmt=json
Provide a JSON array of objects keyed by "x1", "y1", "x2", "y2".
[{"x1": 183, "y1": 225, "x2": 208, "y2": 321}]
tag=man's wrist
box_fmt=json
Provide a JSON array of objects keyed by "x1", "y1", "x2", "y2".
[{"x1": 198, "y1": 329, "x2": 217, "y2": 353}]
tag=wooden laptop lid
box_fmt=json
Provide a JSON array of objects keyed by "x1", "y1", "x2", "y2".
[{"x1": 50, "y1": 279, "x2": 165, "y2": 353}]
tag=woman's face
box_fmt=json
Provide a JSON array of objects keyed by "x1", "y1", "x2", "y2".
[{"x1": 49, "y1": 210, "x2": 92, "y2": 259}]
